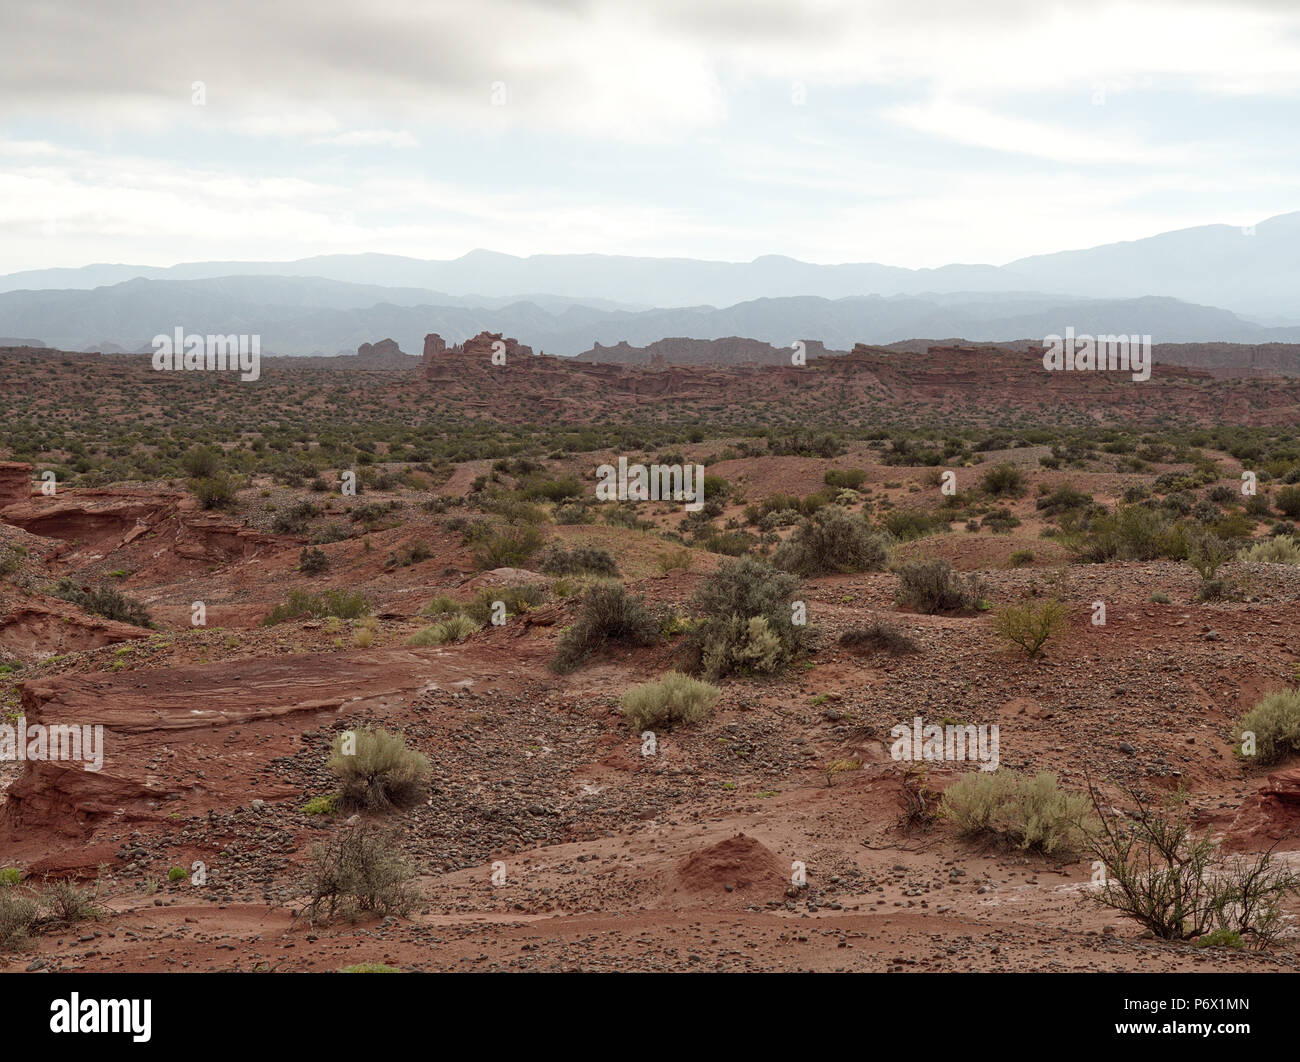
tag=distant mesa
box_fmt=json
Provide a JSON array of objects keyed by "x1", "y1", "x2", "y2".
[
  {"x1": 573, "y1": 335, "x2": 859, "y2": 366},
  {"x1": 355, "y1": 337, "x2": 418, "y2": 368},
  {"x1": 422, "y1": 331, "x2": 535, "y2": 372}
]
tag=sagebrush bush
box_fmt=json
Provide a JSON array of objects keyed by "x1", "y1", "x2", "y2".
[
  {"x1": 0, "y1": 888, "x2": 38, "y2": 950},
  {"x1": 1237, "y1": 535, "x2": 1300, "y2": 565},
  {"x1": 264, "y1": 588, "x2": 371, "y2": 625},
  {"x1": 328, "y1": 728, "x2": 430, "y2": 811},
  {"x1": 405, "y1": 614, "x2": 480, "y2": 646},
  {"x1": 1234, "y1": 687, "x2": 1300, "y2": 766},
  {"x1": 1069, "y1": 505, "x2": 1189, "y2": 563},
  {"x1": 941, "y1": 770, "x2": 1097, "y2": 854},
  {"x1": 1275, "y1": 486, "x2": 1300, "y2": 519},
  {"x1": 620, "y1": 671, "x2": 721, "y2": 731},
  {"x1": 54, "y1": 579, "x2": 152, "y2": 628},
  {"x1": 550, "y1": 583, "x2": 660, "y2": 673},
  {"x1": 472, "y1": 525, "x2": 543, "y2": 570},
  {"x1": 895, "y1": 560, "x2": 983, "y2": 614},
  {"x1": 535, "y1": 544, "x2": 619, "y2": 577},
  {"x1": 682, "y1": 556, "x2": 803, "y2": 679},
  {"x1": 881, "y1": 509, "x2": 949, "y2": 541},
  {"x1": 981, "y1": 462, "x2": 1026, "y2": 497},
  {"x1": 774, "y1": 506, "x2": 889, "y2": 576},
  {"x1": 303, "y1": 823, "x2": 419, "y2": 925},
  {"x1": 993, "y1": 598, "x2": 1068, "y2": 659},
  {"x1": 420, "y1": 594, "x2": 461, "y2": 617},
  {"x1": 299, "y1": 546, "x2": 329, "y2": 574},
  {"x1": 272, "y1": 500, "x2": 319, "y2": 535},
  {"x1": 463, "y1": 582, "x2": 547, "y2": 625},
  {"x1": 190, "y1": 475, "x2": 236, "y2": 510}
]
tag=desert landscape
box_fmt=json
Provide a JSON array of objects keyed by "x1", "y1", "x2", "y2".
[
  {"x1": 2, "y1": 336, "x2": 1300, "y2": 979},
  {"x1": 9, "y1": 1, "x2": 1300, "y2": 1042}
]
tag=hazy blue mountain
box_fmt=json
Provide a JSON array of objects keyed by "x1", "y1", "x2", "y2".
[
  {"x1": 4, "y1": 276, "x2": 1294, "y2": 357},
  {"x1": 3, "y1": 212, "x2": 1296, "y2": 320}
]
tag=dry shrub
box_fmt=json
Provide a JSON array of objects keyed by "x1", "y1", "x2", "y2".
[{"x1": 328, "y1": 728, "x2": 430, "y2": 811}]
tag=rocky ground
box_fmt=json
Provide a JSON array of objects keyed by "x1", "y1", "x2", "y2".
[{"x1": 3, "y1": 432, "x2": 1300, "y2": 974}]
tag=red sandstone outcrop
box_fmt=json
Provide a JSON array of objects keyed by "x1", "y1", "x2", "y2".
[
  {"x1": 1224, "y1": 767, "x2": 1300, "y2": 851},
  {"x1": 1, "y1": 647, "x2": 476, "y2": 837},
  {"x1": 0, "y1": 461, "x2": 31, "y2": 510},
  {"x1": 0, "y1": 595, "x2": 152, "y2": 662},
  {"x1": 355, "y1": 337, "x2": 417, "y2": 369}
]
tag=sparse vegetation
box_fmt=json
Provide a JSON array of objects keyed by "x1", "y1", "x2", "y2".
[
  {"x1": 619, "y1": 671, "x2": 721, "y2": 730},
  {"x1": 993, "y1": 598, "x2": 1069, "y2": 659},
  {"x1": 682, "y1": 556, "x2": 804, "y2": 679},
  {"x1": 53, "y1": 579, "x2": 152, "y2": 628},
  {"x1": 303, "y1": 823, "x2": 419, "y2": 925},
  {"x1": 264, "y1": 588, "x2": 371, "y2": 624},
  {"x1": 1234, "y1": 687, "x2": 1300, "y2": 766},
  {"x1": 550, "y1": 583, "x2": 660, "y2": 674},
  {"x1": 327, "y1": 728, "x2": 430, "y2": 811},
  {"x1": 1087, "y1": 783, "x2": 1300, "y2": 946},
  {"x1": 774, "y1": 506, "x2": 889, "y2": 576},
  {"x1": 895, "y1": 560, "x2": 984, "y2": 614},
  {"x1": 941, "y1": 770, "x2": 1097, "y2": 855}
]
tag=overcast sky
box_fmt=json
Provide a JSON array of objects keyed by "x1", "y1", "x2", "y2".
[{"x1": 3, "y1": 0, "x2": 1298, "y2": 272}]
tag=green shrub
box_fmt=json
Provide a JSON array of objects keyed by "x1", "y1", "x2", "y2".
[
  {"x1": 1088, "y1": 783, "x2": 1300, "y2": 945},
  {"x1": 264, "y1": 588, "x2": 371, "y2": 625},
  {"x1": 405, "y1": 615, "x2": 480, "y2": 646},
  {"x1": 980, "y1": 508, "x2": 1021, "y2": 534},
  {"x1": 682, "y1": 556, "x2": 803, "y2": 680},
  {"x1": 302, "y1": 793, "x2": 341, "y2": 816},
  {"x1": 168, "y1": 866, "x2": 187, "y2": 882},
  {"x1": 181, "y1": 445, "x2": 221, "y2": 479},
  {"x1": 774, "y1": 507, "x2": 890, "y2": 576},
  {"x1": 1238, "y1": 535, "x2": 1300, "y2": 565},
  {"x1": 303, "y1": 823, "x2": 418, "y2": 925},
  {"x1": 463, "y1": 582, "x2": 547, "y2": 625},
  {"x1": 473, "y1": 525, "x2": 543, "y2": 570},
  {"x1": 1069, "y1": 505, "x2": 1188, "y2": 563},
  {"x1": 981, "y1": 462, "x2": 1026, "y2": 497},
  {"x1": 941, "y1": 770, "x2": 1096, "y2": 854},
  {"x1": 328, "y1": 728, "x2": 430, "y2": 811},
  {"x1": 383, "y1": 541, "x2": 433, "y2": 569},
  {"x1": 0, "y1": 888, "x2": 39, "y2": 950},
  {"x1": 0, "y1": 867, "x2": 20, "y2": 887},
  {"x1": 1035, "y1": 484, "x2": 1092, "y2": 516},
  {"x1": 824, "y1": 468, "x2": 867, "y2": 490},
  {"x1": 882, "y1": 509, "x2": 949, "y2": 541},
  {"x1": 190, "y1": 475, "x2": 236, "y2": 510},
  {"x1": 550, "y1": 584, "x2": 660, "y2": 674},
  {"x1": 895, "y1": 560, "x2": 983, "y2": 614},
  {"x1": 1275, "y1": 486, "x2": 1300, "y2": 519},
  {"x1": 1186, "y1": 531, "x2": 1231, "y2": 581},
  {"x1": 1008, "y1": 549, "x2": 1035, "y2": 567},
  {"x1": 420, "y1": 594, "x2": 461, "y2": 618},
  {"x1": 1234, "y1": 687, "x2": 1300, "y2": 766},
  {"x1": 993, "y1": 598, "x2": 1068, "y2": 659},
  {"x1": 620, "y1": 671, "x2": 721, "y2": 731},
  {"x1": 299, "y1": 546, "x2": 329, "y2": 574},
  {"x1": 54, "y1": 579, "x2": 152, "y2": 628},
  {"x1": 535, "y1": 544, "x2": 619, "y2": 577}
]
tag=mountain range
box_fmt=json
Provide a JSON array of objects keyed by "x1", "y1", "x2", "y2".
[{"x1": 2, "y1": 211, "x2": 1298, "y2": 355}]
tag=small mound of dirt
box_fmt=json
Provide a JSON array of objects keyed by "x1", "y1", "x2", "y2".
[{"x1": 675, "y1": 833, "x2": 787, "y2": 896}]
